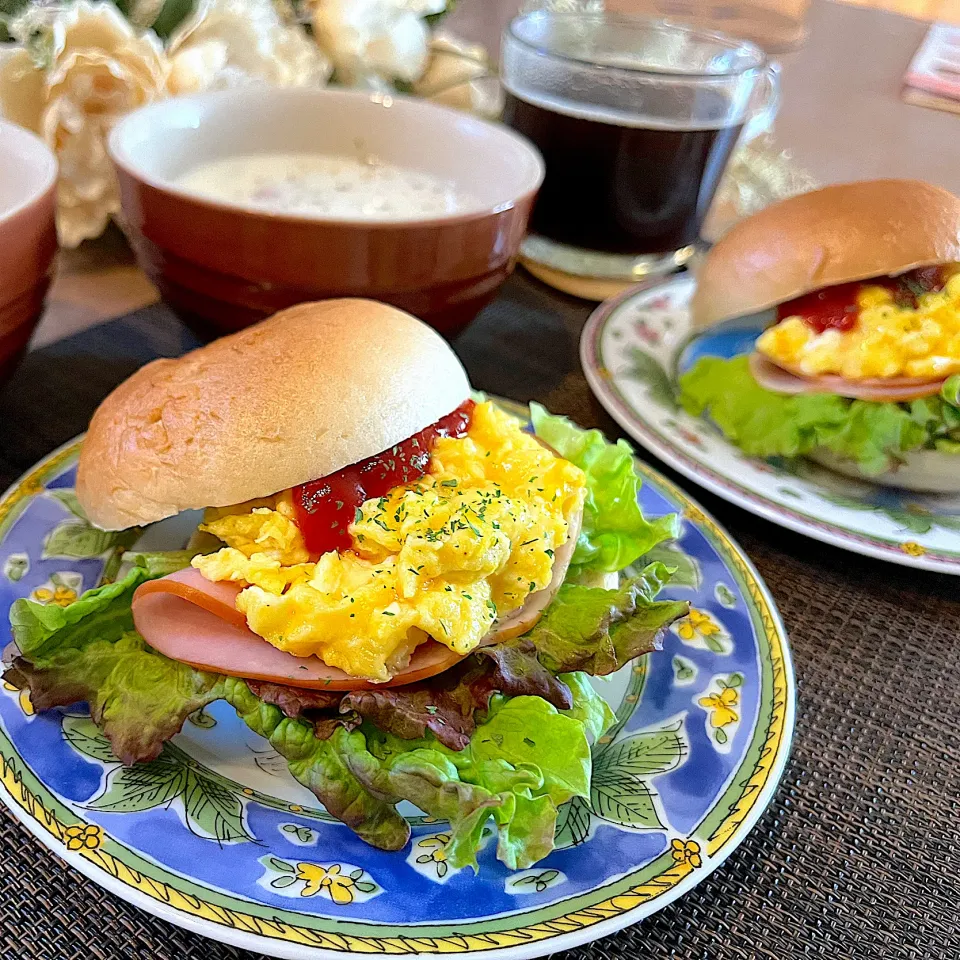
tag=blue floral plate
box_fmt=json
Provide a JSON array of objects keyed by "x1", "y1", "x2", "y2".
[
  {"x1": 582, "y1": 275, "x2": 960, "y2": 574},
  {"x1": 0, "y1": 405, "x2": 794, "y2": 959}
]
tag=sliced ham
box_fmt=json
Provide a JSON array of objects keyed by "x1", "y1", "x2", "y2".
[
  {"x1": 134, "y1": 573, "x2": 465, "y2": 690},
  {"x1": 485, "y1": 506, "x2": 580, "y2": 642},
  {"x1": 749, "y1": 352, "x2": 944, "y2": 403},
  {"x1": 132, "y1": 506, "x2": 582, "y2": 690}
]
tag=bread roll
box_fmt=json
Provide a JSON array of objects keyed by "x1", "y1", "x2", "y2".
[
  {"x1": 78, "y1": 299, "x2": 471, "y2": 529},
  {"x1": 692, "y1": 179, "x2": 960, "y2": 329}
]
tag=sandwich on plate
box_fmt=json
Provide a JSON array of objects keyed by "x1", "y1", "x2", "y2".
[
  {"x1": 5, "y1": 299, "x2": 688, "y2": 870},
  {"x1": 680, "y1": 179, "x2": 960, "y2": 492}
]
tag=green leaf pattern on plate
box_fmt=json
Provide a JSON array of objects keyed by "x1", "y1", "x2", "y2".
[
  {"x1": 553, "y1": 795, "x2": 593, "y2": 848},
  {"x1": 624, "y1": 348, "x2": 679, "y2": 412},
  {"x1": 3, "y1": 553, "x2": 29, "y2": 582},
  {"x1": 506, "y1": 868, "x2": 566, "y2": 895},
  {"x1": 714, "y1": 583, "x2": 737, "y2": 608},
  {"x1": 594, "y1": 722, "x2": 686, "y2": 779},
  {"x1": 188, "y1": 707, "x2": 217, "y2": 729},
  {"x1": 66, "y1": 717, "x2": 253, "y2": 843},
  {"x1": 641, "y1": 541, "x2": 702, "y2": 591},
  {"x1": 43, "y1": 522, "x2": 138, "y2": 560},
  {"x1": 46, "y1": 490, "x2": 87, "y2": 519},
  {"x1": 672, "y1": 656, "x2": 698, "y2": 686},
  {"x1": 42, "y1": 489, "x2": 141, "y2": 560},
  {"x1": 590, "y1": 773, "x2": 663, "y2": 829},
  {"x1": 180, "y1": 769, "x2": 250, "y2": 843},
  {"x1": 63, "y1": 715, "x2": 121, "y2": 764},
  {"x1": 280, "y1": 823, "x2": 318, "y2": 845},
  {"x1": 555, "y1": 719, "x2": 688, "y2": 845}
]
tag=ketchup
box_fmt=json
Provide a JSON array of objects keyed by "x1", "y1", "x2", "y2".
[
  {"x1": 777, "y1": 267, "x2": 946, "y2": 334},
  {"x1": 292, "y1": 400, "x2": 475, "y2": 555},
  {"x1": 776, "y1": 282, "x2": 861, "y2": 333}
]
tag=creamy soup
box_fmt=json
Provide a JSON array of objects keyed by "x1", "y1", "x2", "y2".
[{"x1": 175, "y1": 153, "x2": 478, "y2": 220}]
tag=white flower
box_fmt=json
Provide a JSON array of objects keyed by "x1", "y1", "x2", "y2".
[
  {"x1": 412, "y1": 30, "x2": 500, "y2": 117},
  {"x1": 168, "y1": 0, "x2": 331, "y2": 94},
  {"x1": 312, "y1": 0, "x2": 445, "y2": 86},
  {"x1": 0, "y1": 1, "x2": 168, "y2": 248}
]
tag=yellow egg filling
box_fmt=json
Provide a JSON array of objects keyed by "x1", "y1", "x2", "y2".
[
  {"x1": 757, "y1": 266, "x2": 960, "y2": 380},
  {"x1": 191, "y1": 401, "x2": 587, "y2": 682}
]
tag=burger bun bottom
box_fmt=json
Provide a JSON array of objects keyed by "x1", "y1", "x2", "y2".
[{"x1": 808, "y1": 448, "x2": 960, "y2": 494}]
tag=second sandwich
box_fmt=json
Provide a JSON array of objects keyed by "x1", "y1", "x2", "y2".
[{"x1": 681, "y1": 179, "x2": 960, "y2": 492}]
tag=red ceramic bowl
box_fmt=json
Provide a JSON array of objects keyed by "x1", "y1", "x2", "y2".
[
  {"x1": 109, "y1": 88, "x2": 544, "y2": 338},
  {"x1": 0, "y1": 122, "x2": 57, "y2": 383}
]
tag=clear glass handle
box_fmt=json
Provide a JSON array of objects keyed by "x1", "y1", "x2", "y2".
[{"x1": 743, "y1": 61, "x2": 781, "y2": 141}]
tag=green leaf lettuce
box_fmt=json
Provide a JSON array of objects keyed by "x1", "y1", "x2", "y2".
[
  {"x1": 524, "y1": 563, "x2": 689, "y2": 676},
  {"x1": 530, "y1": 403, "x2": 679, "y2": 573},
  {"x1": 344, "y1": 681, "x2": 609, "y2": 870},
  {"x1": 225, "y1": 678, "x2": 409, "y2": 851},
  {"x1": 10, "y1": 565, "x2": 150, "y2": 663},
  {"x1": 679, "y1": 355, "x2": 960, "y2": 475},
  {"x1": 3, "y1": 560, "x2": 633, "y2": 869}
]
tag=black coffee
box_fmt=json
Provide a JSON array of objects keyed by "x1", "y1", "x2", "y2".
[{"x1": 503, "y1": 90, "x2": 743, "y2": 255}]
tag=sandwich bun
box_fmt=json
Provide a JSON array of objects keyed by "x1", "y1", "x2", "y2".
[
  {"x1": 808, "y1": 449, "x2": 960, "y2": 494},
  {"x1": 78, "y1": 299, "x2": 471, "y2": 530},
  {"x1": 692, "y1": 179, "x2": 960, "y2": 330}
]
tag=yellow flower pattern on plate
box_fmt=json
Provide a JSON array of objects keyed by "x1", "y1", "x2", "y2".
[
  {"x1": 678, "y1": 609, "x2": 719, "y2": 641},
  {"x1": 64, "y1": 824, "x2": 103, "y2": 852},
  {"x1": 670, "y1": 839, "x2": 702, "y2": 869},
  {"x1": 696, "y1": 674, "x2": 744, "y2": 748},
  {"x1": 31, "y1": 585, "x2": 77, "y2": 607},
  {"x1": 675, "y1": 608, "x2": 729, "y2": 653},
  {"x1": 901, "y1": 542, "x2": 926, "y2": 557},
  {"x1": 280, "y1": 862, "x2": 379, "y2": 903},
  {"x1": 415, "y1": 834, "x2": 452, "y2": 879},
  {"x1": 297, "y1": 863, "x2": 357, "y2": 903},
  {"x1": 698, "y1": 687, "x2": 740, "y2": 728},
  {"x1": 3, "y1": 681, "x2": 34, "y2": 717}
]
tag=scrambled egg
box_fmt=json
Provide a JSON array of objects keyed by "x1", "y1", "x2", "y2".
[
  {"x1": 757, "y1": 266, "x2": 960, "y2": 380},
  {"x1": 192, "y1": 401, "x2": 587, "y2": 682}
]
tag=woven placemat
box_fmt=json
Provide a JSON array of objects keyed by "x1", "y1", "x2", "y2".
[{"x1": 1, "y1": 273, "x2": 958, "y2": 959}]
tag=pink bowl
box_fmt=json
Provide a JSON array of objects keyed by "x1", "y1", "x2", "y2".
[
  {"x1": 0, "y1": 122, "x2": 58, "y2": 383},
  {"x1": 109, "y1": 88, "x2": 544, "y2": 338}
]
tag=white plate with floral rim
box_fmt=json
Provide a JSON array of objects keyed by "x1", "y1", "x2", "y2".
[
  {"x1": 580, "y1": 275, "x2": 960, "y2": 574},
  {"x1": 0, "y1": 403, "x2": 795, "y2": 960}
]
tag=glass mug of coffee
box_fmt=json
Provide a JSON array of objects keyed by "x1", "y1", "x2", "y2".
[{"x1": 501, "y1": 12, "x2": 779, "y2": 282}]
